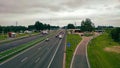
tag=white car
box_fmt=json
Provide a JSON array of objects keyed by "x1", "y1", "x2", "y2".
[{"x1": 59, "y1": 35, "x2": 63, "y2": 39}]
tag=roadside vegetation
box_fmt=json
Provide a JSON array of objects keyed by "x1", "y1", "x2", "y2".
[
  {"x1": 110, "y1": 27, "x2": 120, "y2": 43},
  {"x1": 0, "y1": 34, "x2": 7, "y2": 40},
  {"x1": 88, "y1": 32, "x2": 120, "y2": 68},
  {"x1": 66, "y1": 34, "x2": 82, "y2": 68},
  {"x1": 83, "y1": 32, "x2": 94, "y2": 37}
]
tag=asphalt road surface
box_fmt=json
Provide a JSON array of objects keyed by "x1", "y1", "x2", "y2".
[
  {"x1": 71, "y1": 37, "x2": 91, "y2": 68},
  {"x1": 0, "y1": 31, "x2": 65, "y2": 68},
  {"x1": 50, "y1": 31, "x2": 66, "y2": 68}
]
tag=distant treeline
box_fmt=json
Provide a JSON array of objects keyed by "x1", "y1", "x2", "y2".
[
  {"x1": 0, "y1": 21, "x2": 59, "y2": 34},
  {"x1": 96, "y1": 26, "x2": 114, "y2": 30}
]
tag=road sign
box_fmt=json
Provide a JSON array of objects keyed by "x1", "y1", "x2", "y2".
[{"x1": 67, "y1": 42, "x2": 71, "y2": 47}]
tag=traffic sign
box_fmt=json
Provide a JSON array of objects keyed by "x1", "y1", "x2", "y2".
[{"x1": 67, "y1": 42, "x2": 71, "y2": 47}]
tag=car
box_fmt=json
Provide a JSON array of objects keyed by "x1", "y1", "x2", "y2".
[{"x1": 59, "y1": 35, "x2": 63, "y2": 39}]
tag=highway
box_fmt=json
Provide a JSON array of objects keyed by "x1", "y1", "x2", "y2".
[
  {"x1": 0, "y1": 30, "x2": 65, "y2": 68},
  {"x1": 0, "y1": 30, "x2": 56, "y2": 52}
]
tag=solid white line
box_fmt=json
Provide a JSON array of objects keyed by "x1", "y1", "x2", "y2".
[
  {"x1": 35, "y1": 57, "x2": 40, "y2": 63},
  {"x1": 70, "y1": 37, "x2": 84, "y2": 68},
  {"x1": 21, "y1": 57, "x2": 28, "y2": 62},
  {"x1": 47, "y1": 39, "x2": 62, "y2": 68},
  {"x1": 63, "y1": 34, "x2": 66, "y2": 68},
  {"x1": 85, "y1": 37, "x2": 92, "y2": 68}
]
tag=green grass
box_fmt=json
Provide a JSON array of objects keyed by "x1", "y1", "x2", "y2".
[
  {"x1": 83, "y1": 32, "x2": 94, "y2": 37},
  {"x1": 88, "y1": 33, "x2": 120, "y2": 68},
  {"x1": 0, "y1": 34, "x2": 7, "y2": 40},
  {"x1": 0, "y1": 31, "x2": 57, "y2": 63},
  {"x1": 66, "y1": 34, "x2": 82, "y2": 68}
]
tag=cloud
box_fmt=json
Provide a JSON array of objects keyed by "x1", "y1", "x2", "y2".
[{"x1": 0, "y1": 0, "x2": 120, "y2": 27}]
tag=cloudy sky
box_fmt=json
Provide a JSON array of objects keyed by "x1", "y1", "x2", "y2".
[{"x1": 0, "y1": 0, "x2": 120, "y2": 27}]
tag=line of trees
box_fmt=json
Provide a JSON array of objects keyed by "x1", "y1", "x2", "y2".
[
  {"x1": 67, "y1": 24, "x2": 75, "y2": 29},
  {"x1": 0, "y1": 26, "x2": 27, "y2": 33},
  {"x1": 96, "y1": 26, "x2": 113, "y2": 30},
  {"x1": 0, "y1": 21, "x2": 59, "y2": 34},
  {"x1": 28, "y1": 21, "x2": 51, "y2": 31}
]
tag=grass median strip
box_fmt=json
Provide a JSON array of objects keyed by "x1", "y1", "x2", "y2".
[
  {"x1": 66, "y1": 34, "x2": 82, "y2": 68},
  {"x1": 0, "y1": 31, "x2": 57, "y2": 63},
  {"x1": 88, "y1": 33, "x2": 120, "y2": 68}
]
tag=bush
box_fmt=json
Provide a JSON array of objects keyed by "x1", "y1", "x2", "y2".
[{"x1": 110, "y1": 27, "x2": 120, "y2": 42}]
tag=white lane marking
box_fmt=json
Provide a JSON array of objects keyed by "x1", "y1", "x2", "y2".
[
  {"x1": 47, "y1": 39, "x2": 63, "y2": 68},
  {"x1": 21, "y1": 57, "x2": 28, "y2": 62},
  {"x1": 86, "y1": 37, "x2": 92, "y2": 68},
  {"x1": 35, "y1": 57, "x2": 40, "y2": 63}
]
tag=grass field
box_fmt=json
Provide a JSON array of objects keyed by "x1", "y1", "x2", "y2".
[
  {"x1": 66, "y1": 34, "x2": 82, "y2": 68},
  {"x1": 88, "y1": 33, "x2": 120, "y2": 68},
  {"x1": 0, "y1": 34, "x2": 7, "y2": 40}
]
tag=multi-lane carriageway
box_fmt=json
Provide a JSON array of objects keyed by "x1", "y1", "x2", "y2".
[{"x1": 0, "y1": 30, "x2": 66, "y2": 68}]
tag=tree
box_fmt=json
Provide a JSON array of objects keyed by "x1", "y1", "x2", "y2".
[
  {"x1": 28, "y1": 25, "x2": 35, "y2": 31},
  {"x1": 50, "y1": 26, "x2": 59, "y2": 30},
  {"x1": 47, "y1": 24, "x2": 50, "y2": 30},
  {"x1": 110, "y1": 27, "x2": 120, "y2": 42},
  {"x1": 81, "y1": 18, "x2": 95, "y2": 32},
  {"x1": 67, "y1": 24, "x2": 75, "y2": 29},
  {"x1": 0, "y1": 25, "x2": 2, "y2": 34},
  {"x1": 34, "y1": 21, "x2": 44, "y2": 31}
]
